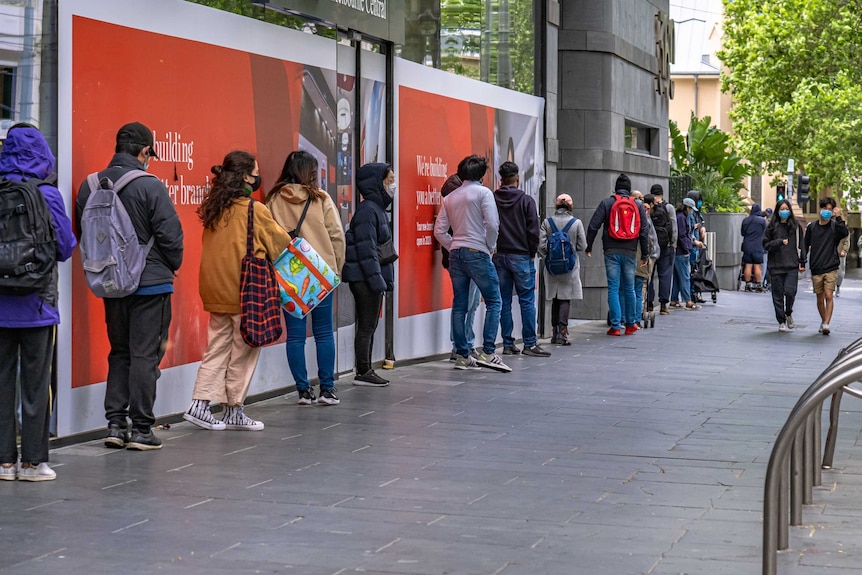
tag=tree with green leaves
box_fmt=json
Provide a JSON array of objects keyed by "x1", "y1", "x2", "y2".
[
  {"x1": 670, "y1": 113, "x2": 751, "y2": 212},
  {"x1": 719, "y1": 0, "x2": 862, "y2": 202}
]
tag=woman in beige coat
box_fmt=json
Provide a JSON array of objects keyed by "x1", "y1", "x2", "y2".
[
  {"x1": 184, "y1": 151, "x2": 291, "y2": 431},
  {"x1": 266, "y1": 151, "x2": 345, "y2": 406},
  {"x1": 538, "y1": 194, "x2": 587, "y2": 345}
]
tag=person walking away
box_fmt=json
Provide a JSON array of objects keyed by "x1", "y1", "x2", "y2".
[
  {"x1": 75, "y1": 122, "x2": 184, "y2": 450},
  {"x1": 0, "y1": 124, "x2": 76, "y2": 480},
  {"x1": 634, "y1": 194, "x2": 660, "y2": 324},
  {"x1": 762, "y1": 200, "x2": 805, "y2": 332},
  {"x1": 670, "y1": 198, "x2": 698, "y2": 310},
  {"x1": 741, "y1": 204, "x2": 767, "y2": 292},
  {"x1": 343, "y1": 163, "x2": 396, "y2": 387},
  {"x1": 585, "y1": 173, "x2": 649, "y2": 336},
  {"x1": 804, "y1": 197, "x2": 848, "y2": 335},
  {"x1": 183, "y1": 151, "x2": 290, "y2": 430},
  {"x1": 835, "y1": 233, "x2": 850, "y2": 297},
  {"x1": 648, "y1": 184, "x2": 676, "y2": 315},
  {"x1": 439, "y1": 174, "x2": 481, "y2": 360},
  {"x1": 492, "y1": 161, "x2": 549, "y2": 357},
  {"x1": 539, "y1": 194, "x2": 586, "y2": 345},
  {"x1": 761, "y1": 208, "x2": 773, "y2": 289},
  {"x1": 267, "y1": 150, "x2": 346, "y2": 405},
  {"x1": 434, "y1": 155, "x2": 511, "y2": 372}
]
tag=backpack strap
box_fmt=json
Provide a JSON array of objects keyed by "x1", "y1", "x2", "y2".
[
  {"x1": 547, "y1": 217, "x2": 559, "y2": 234},
  {"x1": 290, "y1": 196, "x2": 313, "y2": 239},
  {"x1": 246, "y1": 198, "x2": 256, "y2": 257},
  {"x1": 85, "y1": 170, "x2": 157, "y2": 250},
  {"x1": 561, "y1": 217, "x2": 576, "y2": 233}
]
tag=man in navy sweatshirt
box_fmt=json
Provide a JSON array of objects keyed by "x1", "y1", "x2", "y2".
[
  {"x1": 492, "y1": 162, "x2": 549, "y2": 357},
  {"x1": 585, "y1": 173, "x2": 650, "y2": 336}
]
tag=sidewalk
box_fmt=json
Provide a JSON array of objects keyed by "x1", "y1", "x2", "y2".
[{"x1": 3, "y1": 277, "x2": 862, "y2": 575}]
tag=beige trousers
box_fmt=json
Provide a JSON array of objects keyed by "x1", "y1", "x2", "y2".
[{"x1": 191, "y1": 313, "x2": 260, "y2": 406}]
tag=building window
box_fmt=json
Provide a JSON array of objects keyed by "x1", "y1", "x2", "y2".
[
  {"x1": 0, "y1": 67, "x2": 15, "y2": 120},
  {"x1": 625, "y1": 122, "x2": 657, "y2": 156}
]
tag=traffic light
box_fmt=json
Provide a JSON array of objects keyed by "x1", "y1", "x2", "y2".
[
  {"x1": 776, "y1": 184, "x2": 786, "y2": 202},
  {"x1": 797, "y1": 174, "x2": 810, "y2": 204}
]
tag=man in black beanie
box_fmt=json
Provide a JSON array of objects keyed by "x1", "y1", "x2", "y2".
[
  {"x1": 585, "y1": 173, "x2": 649, "y2": 336},
  {"x1": 648, "y1": 183, "x2": 676, "y2": 314}
]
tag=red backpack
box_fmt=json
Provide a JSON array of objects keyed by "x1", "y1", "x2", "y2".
[{"x1": 608, "y1": 194, "x2": 641, "y2": 240}]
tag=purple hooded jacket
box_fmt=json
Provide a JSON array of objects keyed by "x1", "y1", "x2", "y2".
[{"x1": 0, "y1": 125, "x2": 76, "y2": 328}]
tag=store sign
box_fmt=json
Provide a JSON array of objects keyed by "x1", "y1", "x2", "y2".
[
  {"x1": 266, "y1": 0, "x2": 404, "y2": 43},
  {"x1": 654, "y1": 11, "x2": 674, "y2": 99}
]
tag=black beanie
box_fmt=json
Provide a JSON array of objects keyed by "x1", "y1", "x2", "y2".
[
  {"x1": 650, "y1": 183, "x2": 664, "y2": 196},
  {"x1": 615, "y1": 173, "x2": 631, "y2": 193}
]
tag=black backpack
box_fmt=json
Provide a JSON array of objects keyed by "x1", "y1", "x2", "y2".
[
  {"x1": 650, "y1": 203, "x2": 673, "y2": 248},
  {"x1": 0, "y1": 176, "x2": 57, "y2": 295}
]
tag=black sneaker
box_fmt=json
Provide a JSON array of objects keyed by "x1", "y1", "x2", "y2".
[
  {"x1": 297, "y1": 389, "x2": 317, "y2": 405},
  {"x1": 522, "y1": 344, "x2": 551, "y2": 357},
  {"x1": 502, "y1": 345, "x2": 521, "y2": 355},
  {"x1": 126, "y1": 429, "x2": 162, "y2": 451},
  {"x1": 104, "y1": 423, "x2": 129, "y2": 449},
  {"x1": 318, "y1": 388, "x2": 340, "y2": 406},
  {"x1": 354, "y1": 370, "x2": 390, "y2": 387}
]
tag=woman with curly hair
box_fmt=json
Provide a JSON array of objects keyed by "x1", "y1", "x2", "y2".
[
  {"x1": 266, "y1": 150, "x2": 345, "y2": 406},
  {"x1": 183, "y1": 151, "x2": 290, "y2": 431}
]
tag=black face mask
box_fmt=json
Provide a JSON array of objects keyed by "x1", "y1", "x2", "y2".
[{"x1": 245, "y1": 174, "x2": 262, "y2": 195}]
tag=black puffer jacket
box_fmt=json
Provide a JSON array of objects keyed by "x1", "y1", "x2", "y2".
[
  {"x1": 342, "y1": 163, "x2": 394, "y2": 292},
  {"x1": 75, "y1": 153, "x2": 184, "y2": 287},
  {"x1": 763, "y1": 218, "x2": 806, "y2": 273}
]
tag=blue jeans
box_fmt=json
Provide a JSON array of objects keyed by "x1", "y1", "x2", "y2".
[
  {"x1": 672, "y1": 254, "x2": 691, "y2": 304},
  {"x1": 605, "y1": 253, "x2": 636, "y2": 329},
  {"x1": 634, "y1": 276, "x2": 645, "y2": 321},
  {"x1": 689, "y1": 247, "x2": 700, "y2": 297},
  {"x1": 449, "y1": 280, "x2": 480, "y2": 351},
  {"x1": 493, "y1": 253, "x2": 537, "y2": 347},
  {"x1": 283, "y1": 294, "x2": 335, "y2": 392},
  {"x1": 449, "y1": 248, "x2": 501, "y2": 356}
]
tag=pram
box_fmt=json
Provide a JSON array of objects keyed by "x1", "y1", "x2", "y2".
[{"x1": 692, "y1": 248, "x2": 720, "y2": 303}]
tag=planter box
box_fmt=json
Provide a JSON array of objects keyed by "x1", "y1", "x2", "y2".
[{"x1": 703, "y1": 212, "x2": 746, "y2": 291}]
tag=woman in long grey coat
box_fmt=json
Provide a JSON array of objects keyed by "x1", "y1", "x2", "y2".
[{"x1": 538, "y1": 194, "x2": 587, "y2": 345}]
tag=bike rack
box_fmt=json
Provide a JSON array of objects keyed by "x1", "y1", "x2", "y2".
[{"x1": 763, "y1": 337, "x2": 862, "y2": 575}]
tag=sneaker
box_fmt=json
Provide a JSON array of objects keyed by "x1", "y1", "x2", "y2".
[
  {"x1": 787, "y1": 315, "x2": 795, "y2": 329},
  {"x1": 297, "y1": 388, "x2": 317, "y2": 405},
  {"x1": 448, "y1": 351, "x2": 458, "y2": 362},
  {"x1": 818, "y1": 322, "x2": 824, "y2": 334},
  {"x1": 502, "y1": 345, "x2": 521, "y2": 355},
  {"x1": 778, "y1": 323, "x2": 788, "y2": 332},
  {"x1": 454, "y1": 354, "x2": 482, "y2": 370},
  {"x1": 18, "y1": 462, "x2": 56, "y2": 482},
  {"x1": 353, "y1": 370, "x2": 390, "y2": 387},
  {"x1": 221, "y1": 405, "x2": 264, "y2": 431},
  {"x1": 669, "y1": 301, "x2": 682, "y2": 308},
  {"x1": 126, "y1": 429, "x2": 163, "y2": 451},
  {"x1": 104, "y1": 423, "x2": 129, "y2": 449},
  {"x1": 522, "y1": 344, "x2": 551, "y2": 357},
  {"x1": 659, "y1": 304, "x2": 670, "y2": 316},
  {"x1": 685, "y1": 302, "x2": 701, "y2": 310},
  {"x1": 607, "y1": 328, "x2": 621, "y2": 336},
  {"x1": 183, "y1": 400, "x2": 226, "y2": 431},
  {"x1": 474, "y1": 351, "x2": 513, "y2": 373},
  {"x1": 0, "y1": 463, "x2": 17, "y2": 481},
  {"x1": 821, "y1": 323, "x2": 830, "y2": 336},
  {"x1": 835, "y1": 287, "x2": 841, "y2": 297},
  {"x1": 469, "y1": 349, "x2": 481, "y2": 360},
  {"x1": 318, "y1": 388, "x2": 340, "y2": 406},
  {"x1": 624, "y1": 325, "x2": 638, "y2": 335}
]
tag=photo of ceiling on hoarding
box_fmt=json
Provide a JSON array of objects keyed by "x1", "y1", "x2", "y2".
[
  {"x1": 494, "y1": 109, "x2": 543, "y2": 202},
  {"x1": 299, "y1": 66, "x2": 337, "y2": 196},
  {"x1": 361, "y1": 79, "x2": 386, "y2": 165}
]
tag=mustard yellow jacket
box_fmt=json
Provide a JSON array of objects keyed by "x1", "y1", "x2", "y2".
[{"x1": 198, "y1": 197, "x2": 291, "y2": 314}]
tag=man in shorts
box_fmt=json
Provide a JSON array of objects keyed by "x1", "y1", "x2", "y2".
[
  {"x1": 740, "y1": 204, "x2": 767, "y2": 292},
  {"x1": 804, "y1": 197, "x2": 848, "y2": 335}
]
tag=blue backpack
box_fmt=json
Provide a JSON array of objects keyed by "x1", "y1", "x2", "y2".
[{"x1": 544, "y1": 217, "x2": 577, "y2": 275}]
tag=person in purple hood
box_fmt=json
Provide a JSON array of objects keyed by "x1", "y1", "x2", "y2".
[{"x1": 0, "y1": 123, "x2": 76, "y2": 482}]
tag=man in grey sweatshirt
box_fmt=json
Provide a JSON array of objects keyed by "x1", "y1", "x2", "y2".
[{"x1": 434, "y1": 155, "x2": 511, "y2": 373}]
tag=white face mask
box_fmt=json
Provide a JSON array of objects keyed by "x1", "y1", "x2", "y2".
[{"x1": 385, "y1": 183, "x2": 396, "y2": 197}]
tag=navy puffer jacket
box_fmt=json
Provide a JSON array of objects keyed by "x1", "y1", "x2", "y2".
[{"x1": 342, "y1": 163, "x2": 394, "y2": 292}]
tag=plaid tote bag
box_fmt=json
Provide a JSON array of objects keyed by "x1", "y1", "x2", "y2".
[{"x1": 239, "y1": 199, "x2": 283, "y2": 347}]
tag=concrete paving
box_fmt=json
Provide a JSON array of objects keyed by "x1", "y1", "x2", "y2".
[{"x1": 4, "y1": 273, "x2": 862, "y2": 575}]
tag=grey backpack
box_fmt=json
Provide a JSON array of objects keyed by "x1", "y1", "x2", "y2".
[{"x1": 80, "y1": 170, "x2": 156, "y2": 298}]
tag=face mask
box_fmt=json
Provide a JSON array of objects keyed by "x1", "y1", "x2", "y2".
[
  {"x1": 820, "y1": 210, "x2": 833, "y2": 220},
  {"x1": 385, "y1": 183, "x2": 397, "y2": 197},
  {"x1": 244, "y1": 175, "x2": 261, "y2": 195},
  {"x1": 778, "y1": 209, "x2": 791, "y2": 219}
]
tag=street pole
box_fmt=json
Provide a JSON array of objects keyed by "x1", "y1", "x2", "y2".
[{"x1": 787, "y1": 158, "x2": 795, "y2": 204}]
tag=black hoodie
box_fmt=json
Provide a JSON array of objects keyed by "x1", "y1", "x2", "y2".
[
  {"x1": 493, "y1": 185, "x2": 540, "y2": 256},
  {"x1": 342, "y1": 163, "x2": 394, "y2": 292}
]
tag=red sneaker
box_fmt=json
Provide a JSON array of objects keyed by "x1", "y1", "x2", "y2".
[
  {"x1": 607, "y1": 328, "x2": 621, "y2": 336},
  {"x1": 624, "y1": 325, "x2": 638, "y2": 335}
]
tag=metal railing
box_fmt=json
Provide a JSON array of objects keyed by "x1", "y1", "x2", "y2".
[{"x1": 763, "y1": 336, "x2": 862, "y2": 575}]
